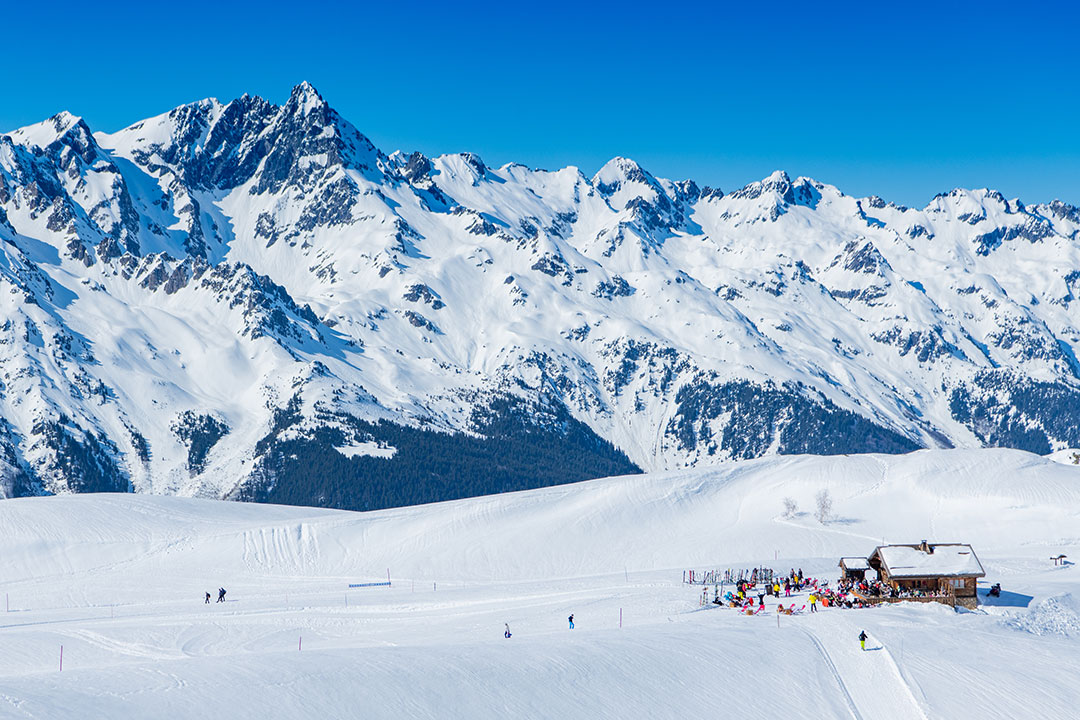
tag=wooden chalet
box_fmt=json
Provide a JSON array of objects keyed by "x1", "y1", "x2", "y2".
[
  {"x1": 838, "y1": 557, "x2": 870, "y2": 581},
  {"x1": 867, "y1": 540, "x2": 985, "y2": 609}
]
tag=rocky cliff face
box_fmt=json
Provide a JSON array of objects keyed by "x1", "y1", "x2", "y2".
[{"x1": 2, "y1": 82, "x2": 1079, "y2": 508}]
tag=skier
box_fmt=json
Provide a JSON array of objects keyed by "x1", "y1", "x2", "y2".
[
  {"x1": 205, "y1": 591, "x2": 211, "y2": 604},
  {"x1": 859, "y1": 630, "x2": 868, "y2": 651},
  {"x1": 217, "y1": 587, "x2": 226, "y2": 603},
  {"x1": 809, "y1": 593, "x2": 818, "y2": 612},
  {"x1": 505, "y1": 623, "x2": 512, "y2": 639},
  {"x1": 568, "y1": 613, "x2": 574, "y2": 630}
]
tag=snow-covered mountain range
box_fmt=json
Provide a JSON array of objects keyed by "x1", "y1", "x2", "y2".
[{"x1": 3, "y1": 81, "x2": 1080, "y2": 507}]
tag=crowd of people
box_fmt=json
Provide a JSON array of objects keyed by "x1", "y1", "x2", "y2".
[
  {"x1": 836, "y1": 577, "x2": 948, "y2": 600},
  {"x1": 696, "y1": 567, "x2": 941, "y2": 613},
  {"x1": 705, "y1": 568, "x2": 818, "y2": 614}
]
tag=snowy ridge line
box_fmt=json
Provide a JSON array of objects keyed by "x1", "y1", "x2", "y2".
[{"x1": 3, "y1": 82, "x2": 1080, "y2": 505}]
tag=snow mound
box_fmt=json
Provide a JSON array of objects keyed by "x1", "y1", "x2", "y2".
[{"x1": 1002, "y1": 593, "x2": 1080, "y2": 637}]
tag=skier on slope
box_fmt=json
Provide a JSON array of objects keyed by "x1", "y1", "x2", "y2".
[
  {"x1": 568, "y1": 613, "x2": 574, "y2": 630},
  {"x1": 205, "y1": 591, "x2": 211, "y2": 604},
  {"x1": 505, "y1": 623, "x2": 512, "y2": 639},
  {"x1": 859, "y1": 630, "x2": 868, "y2": 651},
  {"x1": 217, "y1": 587, "x2": 226, "y2": 603}
]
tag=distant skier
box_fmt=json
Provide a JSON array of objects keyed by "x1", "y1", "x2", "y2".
[
  {"x1": 859, "y1": 630, "x2": 868, "y2": 651},
  {"x1": 217, "y1": 588, "x2": 226, "y2": 603},
  {"x1": 809, "y1": 593, "x2": 818, "y2": 612},
  {"x1": 568, "y1": 613, "x2": 574, "y2": 630},
  {"x1": 505, "y1": 623, "x2": 512, "y2": 639},
  {"x1": 205, "y1": 591, "x2": 211, "y2": 604}
]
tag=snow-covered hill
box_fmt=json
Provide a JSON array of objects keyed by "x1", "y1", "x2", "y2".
[
  {"x1": 3, "y1": 82, "x2": 1080, "y2": 506},
  {"x1": 0, "y1": 449, "x2": 1078, "y2": 718}
]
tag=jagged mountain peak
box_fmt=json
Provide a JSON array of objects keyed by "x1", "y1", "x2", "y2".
[
  {"x1": 388, "y1": 150, "x2": 434, "y2": 184},
  {"x1": 728, "y1": 170, "x2": 794, "y2": 202},
  {"x1": 592, "y1": 157, "x2": 659, "y2": 192},
  {"x1": 3, "y1": 88, "x2": 1080, "y2": 508},
  {"x1": 1043, "y1": 199, "x2": 1080, "y2": 224},
  {"x1": 436, "y1": 151, "x2": 488, "y2": 178},
  {"x1": 763, "y1": 168, "x2": 792, "y2": 186},
  {"x1": 7, "y1": 111, "x2": 98, "y2": 158},
  {"x1": 287, "y1": 81, "x2": 325, "y2": 113},
  {"x1": 589, "y1": 157, "x2": 676, "y2": 224},
  {"x1": 926, "y1": 186, "x2": 1017, "y2": 214}
]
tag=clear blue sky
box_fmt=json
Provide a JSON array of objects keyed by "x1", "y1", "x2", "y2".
[{"x1": 4, "y1": 0, "x2": 1078, "y2": 206}]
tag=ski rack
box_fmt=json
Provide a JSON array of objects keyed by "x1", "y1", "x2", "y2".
[{"x1": 683, "y1": 567, "x2": 776, "y2": 586}]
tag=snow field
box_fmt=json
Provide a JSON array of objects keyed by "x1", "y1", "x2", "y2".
[{"x1": 0, "y1": 447, "x2": 1078, "y2": 718}]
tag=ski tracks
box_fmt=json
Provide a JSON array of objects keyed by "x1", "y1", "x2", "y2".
[
  {"x1": 801, "y1": 627, "x2": 863, "y2": 720},
  {"x1": 242, "y1": 522, "x2": 320, "y2": 574},
  {"x1": 65, "y1": 628, "x2": 187, "y2": 662},
  {"x1": 800, "y1": 624, "x2": 929, "y2": 720}
]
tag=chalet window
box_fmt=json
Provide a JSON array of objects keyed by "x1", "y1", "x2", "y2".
[{"x1": 950, "y1": 579, "x2": 964, "y2": 589}]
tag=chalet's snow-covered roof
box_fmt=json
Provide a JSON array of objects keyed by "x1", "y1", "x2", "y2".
[
  {"x1": 839, "y1": 557, "x2": 870, "y2": 570},
  {"x1": 873, "y1": 544, "x2": 985, "y2": 578}
]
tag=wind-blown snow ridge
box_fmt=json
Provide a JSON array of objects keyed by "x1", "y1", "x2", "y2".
[{"x1": 3, "y1": 82, "x2": 1080, "y2": 506}]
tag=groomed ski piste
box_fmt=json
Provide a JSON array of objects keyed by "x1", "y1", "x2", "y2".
[{"x1": 1, "y1": 448, "x2": 1078, "y2": 718}]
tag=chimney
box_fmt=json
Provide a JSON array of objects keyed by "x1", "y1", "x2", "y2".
[{"x1": 920, "y1": 540, "x2": 932, "y2": 554}]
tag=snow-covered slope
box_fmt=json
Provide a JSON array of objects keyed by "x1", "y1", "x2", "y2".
[
  {"x1": 0, "y1": 449, "x2": 1078, "y2": 718},
  {"x1": 3, "y1": 82, "x2": 1080, "y2": 507}
]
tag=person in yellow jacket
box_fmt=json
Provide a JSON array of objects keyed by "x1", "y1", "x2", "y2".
[{"x1": 809, "y1": 592, "x2": 818, "y2": 612}]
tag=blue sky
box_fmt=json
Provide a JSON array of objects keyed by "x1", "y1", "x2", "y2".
[{"x1": 4, "y1": 0, "x2": 1077, "y2": 206}]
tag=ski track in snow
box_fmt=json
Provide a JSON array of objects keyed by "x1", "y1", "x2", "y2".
[
  {"x1": 801, "y1": 618, "x2": 930, "y2": 720},
  {"x1": 801, "y1": 626, "x2": 863, "y2": 720}
]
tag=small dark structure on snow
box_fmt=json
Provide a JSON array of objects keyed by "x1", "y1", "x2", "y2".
[
  {"x1": 867, "y1": 540, "x2": 985, "y2": 609},
  {"x1": 838, "y1": 557, "x2": 870, "y2": 581}
]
